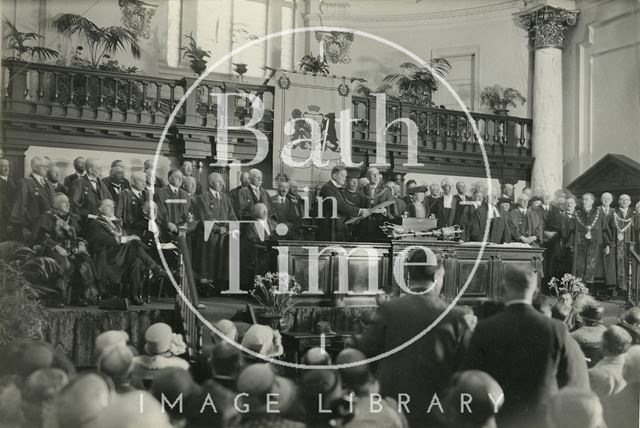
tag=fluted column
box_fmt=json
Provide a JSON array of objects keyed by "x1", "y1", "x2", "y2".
[{"x1": 519, "y1": 6, "x2": 578, "y2": 193}]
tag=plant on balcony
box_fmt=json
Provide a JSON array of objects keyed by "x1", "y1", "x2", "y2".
[
  {"x1": 2, "y1": 19, "x2": 59, "y2": 61},
  {"x1": 180, "y1": 33, "x2": 211, "y2": 76},
  {"x1": 382, "y1": 57, "x2": 451, "y2": 106},
  {"x1": 52, "y1": 13, "x2": 142, "y2": 68},
  {"x1": 298, "y1": 54, "x2": 330, "y2": 74},
  {"x1": 480, "y1": 85, "x2": 526, "y2": 115}
]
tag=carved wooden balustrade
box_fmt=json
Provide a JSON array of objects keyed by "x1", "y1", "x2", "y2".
[{"x1": 2, "y1": 59, "x2": 533, "y2": 180}]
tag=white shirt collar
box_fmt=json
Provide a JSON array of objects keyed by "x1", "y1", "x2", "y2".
[
  {"x1": 621, "y1": 207, "x2": 629, "y2": 215},
  {"x1": 209, "y1": 188, "x2": 220, "y2": 197},
  {"x1": 132, "y1": 188, "x2": 142, "y2": 197},
  {"x1": 169, "y1": 185, "x2": 180, "y2": 193},
  {"x1": 542, "y1": 204, "x2": 549, "y2": 210},
  {"x1": 0, "y1": 175, "x2": 8, "y2": 181},
  {"x1": 250, "y1": 184, "x2": 260, "y2": 192},
  {"x1": 505, "y1": 299, "x2": 531, "y2": 306},
  {"x1": 519, "y1": 207, "x2": 527, "y2": 213},
  {"x1": 330, "y1": 179, "x2": 342, "y2": 189}
]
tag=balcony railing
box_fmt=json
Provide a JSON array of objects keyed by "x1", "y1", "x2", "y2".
[{"x1": 2, "y1": 59, "x2": 532, "y2": 161}]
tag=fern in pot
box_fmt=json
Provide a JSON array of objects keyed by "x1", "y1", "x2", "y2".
[{"x1": 480, "y1": 85, "x2": 526, "y2": 115}]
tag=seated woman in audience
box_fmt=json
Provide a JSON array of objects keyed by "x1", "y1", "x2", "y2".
[
  {"x1": 31, "y1": 192, "x2": 99, "y2": 306},
  {"x1": 131, "y1": 323, "x2": 189, "y2": 387},
  {"x1": 571, "y1": 303, "x2": 607, "y2": 367},
  {"x1": 85, "y1": 199, "x2": 163, "y2": 305}
]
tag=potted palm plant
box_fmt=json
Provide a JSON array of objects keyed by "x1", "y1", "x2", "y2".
[
  {"x1": 480, "y1": 85, "x2": 526, "y2": 115},
  {"x1": 298, "y1": 54, "x2": 330, "y2": 75},
  {"x1": 383, "y1": 57, "x2": 451, "y2": 106},
  {"x1": 3, "y1": 19, "x2": 59, "y2": 61}
]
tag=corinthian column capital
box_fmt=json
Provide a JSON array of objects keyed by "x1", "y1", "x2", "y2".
[{"x1": 518, "y1": 6, "x2": 579, "y2": 49}]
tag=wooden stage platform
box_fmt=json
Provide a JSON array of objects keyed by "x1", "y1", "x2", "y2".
[{"x1": 43, "y1": 296, "x2": 378, "y2": 366}]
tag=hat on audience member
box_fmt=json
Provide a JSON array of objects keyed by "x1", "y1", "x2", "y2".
[
  {"x1": 300, "y1": 369, "x2": 342, "y2": 410},
  {"x1": 55, "y1": 373, "x2": 113, "y2": 428},
  {"x1": 95, "y1": 330, "x2": 130, "y2": 358},
  {"x1": 551, "y1": 302, "x2": 572, "y2": 322},
  {"x1": 184, "y1": 383, "x2": 226, "y2": 427},
  {"x1": 547, "y1": 388, "x2": 604, "y2": 428},
  {"x1": 602, "y1": 325, "x2": 632, "y2": 356},
  {"x1": 336, "y1": 348, "x2": 371, "y2": 390},
  {"x1": 21, "y1": 368, "x2": 69, "y2": 405},
  {"x1": 241, "y1": 325, "x2": 283, "y2": 358},
  {"x1": 498, "y1": 197, "x2": 512, "y2": 204},
  {"x1": 98, "y1": 344, "x2": 134, "y2": 383},
  {"x1": 144, "y1": 323, "x2": 175, "y2": 356},
  {"x1": 212, "y1": 319, "x2": 238, "y2": 343},
  {"x1": 210, "y1": 342, "x2": 244, "y2": 379},
  {"x1": 580, "y1": 304, "x2": 604, "y2": 325},
  {"x1": 149, "y1": 368, "x2": 199, "y2": 411},
  {"x1": 445, "y1": 370, "x2": 504, "y2": 427},
  {"x1": 15, "y1": 342, "x2": 54, "y2": 379},
  {"x1": 407, "y1": 185, "x2": 428, "y2": 195},
  {"x1": 86, "y1": 391, "x2": 173, "y2": 428},
  {"x1": 623, "y1": 345, "x2": 640, "y2": 384},
  {"x1": 236, "y1": 364, "x2": 296, "y2": 414},
  {"x1": 619, "y1": 307, "x2": 640, "y2": 343},
  {"x1": 302, "y1": 347, "x2": 332, "y2": 366}
]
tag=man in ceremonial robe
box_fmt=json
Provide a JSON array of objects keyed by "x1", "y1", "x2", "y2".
[
  {"x1": 180, "y1": 160, "x2": 202, "y2": 195},
  {"x1": 229, "y1": 171, "x2": 250, "y2": 218},
  {"x1": 466, "y1": 191, "x2": 511, "y2": 244},
  {"x1": 453, "y1": 181, "x2": 471, "y2": 226},
  {"x1": 434, "y1": 178, "x2": 458, "y2": 228},
  {"x1": 195, "y1": 172, "x2": 237, "y2": 284},
  {"x1": 63, "y1": 157, "x2": 86, "y2": 190},
  {"x1": 599, "y1": 192, "x2": 617, "y2": 288},
  {"x1": 270, "y1": 180, "x2": 301, "y2": 239},
  {"x1": 102, "y1": 165, "x2": 130, "y2": 202},
  {"x1": 317, "y1": 166, "x2": 368, "y2": 241},
  {"x1": 11, "y1": 156, "x2": 55, "y2": 241},
  {"x1": 236, "y1": 169, "x2": 271, "y2": 220},
  {"x1": 243, "y1": 203, "x2": 278, "y2": 282},
  {"x1": 573, "y1": 193, "x2": 613, "y2": 286},
  {"x1": 560, "y1": 196, "x2": 578, "y2": 276},
  {"x1": 155, "y1": 170, "x2": 190, "y2": 239},
  {"x1": 85, "y1": 199, "x2": 162, "y2": 305},
  {"x1": 507, "y1": 193, "x2": 543, "y2": 245},
  {"x1": 46, "y1": 166, "x2": 66, "y2": 194},
  {"x1": 0, "y1": 159, "x2": 17, "y2": 241},
  {"x1": 536, "y1": 191, "x2": 564, "y2": 283},
  {"x1": 383, "y1": 181, "x2": 407, "y2": 222},
  {"x1": 426, "y1": 183, "x2": 441, "y2": 214},
  {"x1": 68, "y1": 158, "x2": 112, "y2": 229},
  {"x1": 610, "y1": 194, "x2": 634, "y2": 293},
  {"x1": 116, "y1": 172, "x2": 149, "y2": 237},
  {"x1": 287, "y1": 180, "x2": 305, "y2": 218}
]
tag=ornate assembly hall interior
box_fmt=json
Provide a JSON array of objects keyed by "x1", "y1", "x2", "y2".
[{"x1": 0, "y1": 1, "x2": 639, "y2": 427}]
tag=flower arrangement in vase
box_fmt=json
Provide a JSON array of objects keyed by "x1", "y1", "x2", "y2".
[
  {"x1": 548, "y1": 273, "x2": 590, "y2": 306},
  {"x1": 251, "y1": 272, "x2": 301, "y2": 331}
]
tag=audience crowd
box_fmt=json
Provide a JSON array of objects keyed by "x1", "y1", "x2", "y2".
[{"x1": 1, "y1": 253, "x2": 640, "y2": 428}]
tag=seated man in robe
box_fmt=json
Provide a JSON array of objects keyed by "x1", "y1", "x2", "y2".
[
  {"x1": 85, "y1": 199, "x2": 163, "y2": 305},
  {"x1": 270, "y1": 180, "x2": 301, "y2": 239},
  {"x1": 31, "y1": 193, "x2": 99, "y2": 306}
]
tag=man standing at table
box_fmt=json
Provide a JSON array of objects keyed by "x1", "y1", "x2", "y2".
[
  {"x1": 317, "y1": 165, "x2": 373, "y2": 241},
  {"x1": 508, "y1": 193, "x2": 543, "y2": 245}
]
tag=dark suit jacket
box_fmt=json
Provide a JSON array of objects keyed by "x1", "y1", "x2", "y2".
[
  {"x1": 508, "y1": 208, "x2": 543, "y2": 243},
  {"x1": 63, "y1": 172, "x2": 83, "y2": 191},
  {"x1": 116, "y1": 188, "x2": 148, "y2": 235},
  {"x1": 317, "y1": 181, "x2": 360, "y2": 241},
  {"x1": 433, "y1": 195, "x2": 459, "y2": 228},
  {"x1": 154, "y1": 186, "x2": 191, "y2": 226},
  {"x1": 69, "y1": 175, "x2": 112, "y2": 220},
  {"x1": 453, "y1": 194, "x2": 470, "y2": 226},
  {"x1": 11, "y1": 175, "x2": 55, "y2": 228},
  {"x1": 467, "y1": 203, "x2": 512, "y2": 243},
  {"x1": 235, "y1": 186, "x2": 271, "y2": 220},
  {"x1": 404, "y1": 195, "x2": 431, "y2": 218},
  {"x1": 0, "y1": 176, "x2": 17, "y2": 239},
  {"x1": 355, "y1": 292, "x2": 473, "y2": 428},
  {"x1": 102, "y1": 176, "x2": 131, "y2": 201},
  {"x1": 465, "y1": 303, "x2": 589, "y2": 427}
]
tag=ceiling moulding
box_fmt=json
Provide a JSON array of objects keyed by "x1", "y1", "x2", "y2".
[{"x1": 304, "y1": 0, "x2": 522, "y2": 24}]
